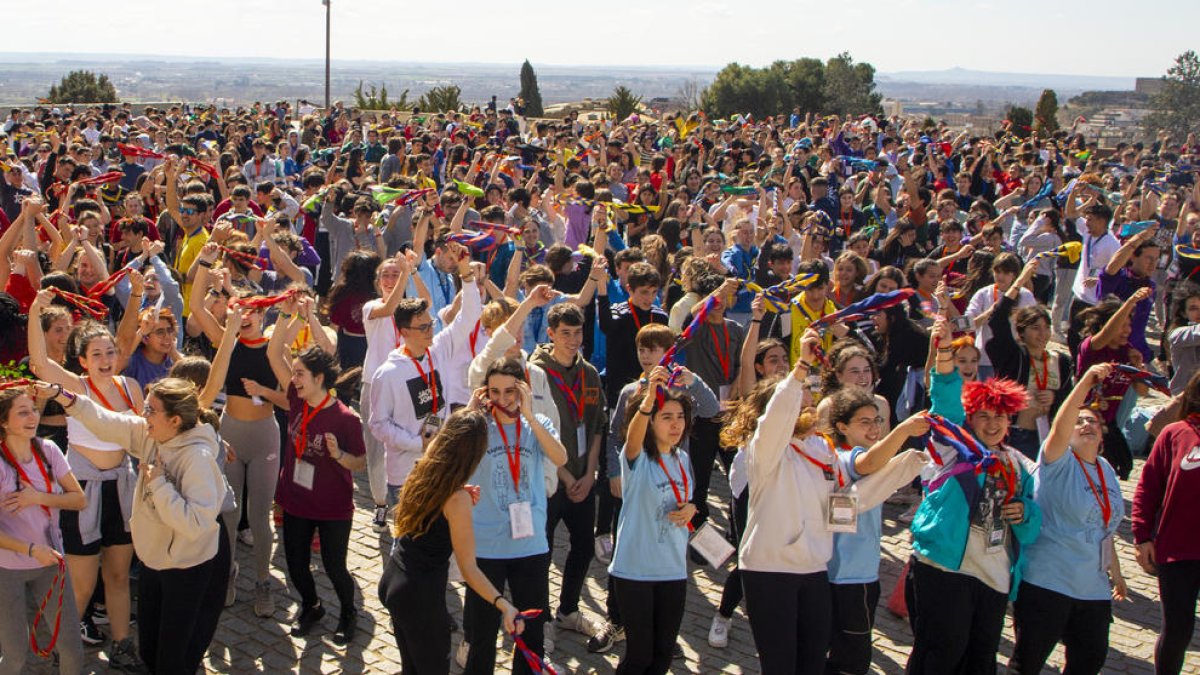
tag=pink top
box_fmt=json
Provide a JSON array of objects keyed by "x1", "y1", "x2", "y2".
[{"x1": 0, "y1": 439, "x2": 70, "y2": 570}]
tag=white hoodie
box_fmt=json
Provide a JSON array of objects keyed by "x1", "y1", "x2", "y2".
[
  {"x1": 369, "y1": 279, "x2": 481, "y2": 485},
  {"x1": 740, "y1": 376, "x2": 925, "y2": 575}
]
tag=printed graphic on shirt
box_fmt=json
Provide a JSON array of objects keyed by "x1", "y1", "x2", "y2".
[
  {"x1": 406, "y1": 371, "x2": 444, "y2": 418},
  {"x1": 485, "y1": 443, "x2": 534, "y2": 507},
  {"x1": 974, "y1": 470, "x2": 1009, "y2": 538},
  {"x1": 1181, "y1": 446, "x2": 1200, "y2": 471}
]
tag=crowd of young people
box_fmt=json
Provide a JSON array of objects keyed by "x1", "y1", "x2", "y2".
[{"x1": 0, "y1": 98, "x2": 1198, "y2": 674}]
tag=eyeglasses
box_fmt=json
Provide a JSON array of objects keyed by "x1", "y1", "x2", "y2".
[
  {"x1": 150, "y1": 328, "x2": 177, "y2": 338},
  {"x1": 852, "y1": 416, "x2": 885, "y2": 427},
  {"x1": 1075, "y1": 416, "x2": 1102, "y2": 428},
  {"x1": 405, "y1": 322, "x2": 434, "y2": 333},
  {"x1": 143, "y1": 404, "x2": 162, "y2": 417}
]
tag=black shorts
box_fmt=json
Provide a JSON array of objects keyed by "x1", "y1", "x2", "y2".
[{"x1": 61, "y1": 479, "x2": 133, "y2": 555}]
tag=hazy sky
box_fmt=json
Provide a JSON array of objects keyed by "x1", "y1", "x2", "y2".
[{"x1": 6, "y1": 0, "x2": 1193, "y2": 77}]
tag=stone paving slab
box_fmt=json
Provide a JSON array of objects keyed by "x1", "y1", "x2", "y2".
[{"x1": 41, "y1": 457, "x2": 1200, "y2": 673}]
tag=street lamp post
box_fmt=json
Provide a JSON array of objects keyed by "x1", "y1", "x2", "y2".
[{"x1": 324, "y1": 0, "x2": 331, "y2": 110}]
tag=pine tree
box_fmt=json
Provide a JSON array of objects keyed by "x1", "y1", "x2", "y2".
[
  {"x1": 519, "y1": 60, "x2": 544, "y2": 118},
  {"x1": 46, "y1": 70, "x2": 118, "y2": 104},
  {"x1": 1034, "y1": 89, "x2": 1060, "y2": 135}
]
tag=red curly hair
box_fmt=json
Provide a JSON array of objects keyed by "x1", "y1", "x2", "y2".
[{"x1": 962, "y1": 378, "x2": 1028, "y2": 416}]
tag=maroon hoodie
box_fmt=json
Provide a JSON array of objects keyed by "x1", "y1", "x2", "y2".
[{"x1": 1132, "y1": 419, "x2": 1200, "y2": 564}]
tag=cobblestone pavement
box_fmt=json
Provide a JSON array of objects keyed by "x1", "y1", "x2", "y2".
[{"x1": 48, "y1": 457, "x2": 1200, "y2": 673}]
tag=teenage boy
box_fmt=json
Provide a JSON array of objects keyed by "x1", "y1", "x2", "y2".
[
  {"x1": 776, "y1": 260, "x2": 840, "y2": 365},
  {"x1": 1100, "y1": 224, "x2": 1159, "y2": 363},
  {"x1": 368, "y1": 258, "x2": 482, "y2": 497},
  {"x1": 528, "y1": 304, "x2": 606, "y2": 640},
  {"x1": 597, "y1": 261, "x2": 668, "y2": 405},
  {"x1": 1067, "y1": 201, "x2": 1118, "y2": 355}
]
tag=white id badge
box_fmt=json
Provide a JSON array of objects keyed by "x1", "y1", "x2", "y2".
[
  {"x1": 1036, "y1": 415, "x2": 1050, "y2": 442},
  {"x1": 826, "y1": 492, "x2": 859, "y2": 533},
  {"x1": 985, "y1": 522, "x2": 1008, "y2": 553},
  {"x1": 251, "y1": 395, "x2": 264, "y2": 406},
  {"x1": 1099, "y1": 534, "x2": 1113, "y2": 574},
  {"x1": 293, "y1": 460, "x2": 315, "y2": 490},
  {"x1": 576, "y1": 426, "x2": 587, "y2": 458},
  {"x1": 509, "y1": 501, "x2": 534, "y2": 540}
]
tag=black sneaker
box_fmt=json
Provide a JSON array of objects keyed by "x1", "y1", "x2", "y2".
[
  {"x1": 586, "y1": 622, "x2": 624, "y2": 653},
  {"x1": 92, "y1": 603, "x2": 108, "y2": 626},
  {"x1": 80, "y1": 617, "x2": 105, "y2": 646},
  {"x1": 372, "y1": 505, "x2": 389, "y2": 532},
  {"x1": 672, "y1": 641, "x2": 685, "y2": 660},
  {"x1": 289, "y1": 603, "x2": 326, "y2": 637},
  {"x1": 333, "y1": 610, "x2": 357, "y2": 645},
  {"x1": 108, "y1": 636, "x2": 148, "y2": 673}
]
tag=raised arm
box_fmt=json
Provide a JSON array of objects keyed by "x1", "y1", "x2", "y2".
[
  {"x1": 1104, "y1": 225, "x2": 1157, "y2": 276},
  {"x1": 26, "y1": 291, "x2": 85, "y2": 392},
  {"x1": 624, "y1": 367, "x2": 668, "y2": 462},
  {"x1": 854, "y1": 413, "x2": 931, "y2": 475},
  {"x1": 200, "y1": 309, "x2": 245, "y2": 408},
  {"x1": 1043, "y1": 363, "x2": 1112, "y2": 464},
  {"x1": 1092, "y1": 286, "x2": 1153, "y2": 350}
]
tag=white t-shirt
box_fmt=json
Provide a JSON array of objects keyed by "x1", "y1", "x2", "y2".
[
  {"x1": 1071, "y1": 219, "x2": 1119, "y2": 305},
  {"x1": 966, "y1": 284, "x2": 1036, "y2": 367},
  {"x1": 362, "y1": 299, "x2": 401, "y2": 388}
]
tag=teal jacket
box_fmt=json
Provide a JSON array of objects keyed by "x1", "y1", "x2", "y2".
[{"x1": 910, "y1": 369, "x2": 1042, "y2": 600}]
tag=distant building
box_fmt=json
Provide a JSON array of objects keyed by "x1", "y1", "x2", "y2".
[{"x1": 1135, "y1": 78, "x2": 1165, "y2": 97}]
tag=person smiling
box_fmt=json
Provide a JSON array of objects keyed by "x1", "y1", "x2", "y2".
[{"x1": 44, "y1": 377, "x2": 230, "y2": 675}]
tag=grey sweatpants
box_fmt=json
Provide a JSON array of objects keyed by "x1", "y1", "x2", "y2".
[
  {"x1": 0, "y1": 563, "x2": 83, "y2": 674},
  {"x1": 220, "y1": 413, "x2": 280, "y2": 582},
  {"x1": 360, "y1": 380, "x2": 388, "y2": 506}
]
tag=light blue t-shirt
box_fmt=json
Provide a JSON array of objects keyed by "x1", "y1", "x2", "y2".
[
  {"x1": 521, "y1": 293, "x2": 567, "y2": 355},
  {"x1": 468, "y1": 414, "x2": 557, "y2": 560},
  {"x1": 828, "y1": 447, "x2": 884, "y2": 584},
  {"x1": 609, "y1": 447, "x2": 693, "y2": 582},
  {"x1": 409, "y1": 258, "x2": 457, "y2": 332},
  {"x1": 1023, "y1": 447, "x2": 1123, "y2": 601}
]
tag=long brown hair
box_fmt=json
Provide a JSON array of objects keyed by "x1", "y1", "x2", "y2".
[
  {"x1": 0, "y1": 389, "x2": 55, "y2": 490},
  {"x1": 622, "y1": 386, "x2": 693, "y2": 461},
  {"x1": 721, "y1": 375, "x2": 818, "y2": 448},
  {"x1": 392, "y1": 410, "x2": 489, "y2": 539}
]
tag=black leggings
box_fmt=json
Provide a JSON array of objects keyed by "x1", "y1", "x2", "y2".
[
  {"x1": 612, "y1": 577, "x2": 686, "y2": 675},
  {"x1": 827, "y1": 580, "x2": 881, "y2": 675},
  {"x1": 1101, "y1": 424, "x2": 1133, "y2": 481},
  {"x1": 462, "y1": 554, "x2": 549, "y2": 675},
  {"x1": 138, "y1": 519, "x2": 231, "y2": 675},
  {"x1": 717, "y1": 489, "x2": 749, "y2": 618},
  {"x1": 545, "y1": 487, "x2": 594, "y2": 616},
  {"x1": 906, "y1": 559, "x2": 1008, "y2": 675},
  {"x1": 379, "y1": 558, "x2": 451, "y2": 675},
  {"x1": 1156, "y1": 559, "x2": 1200, "y2": 675},
  {"x1": 742, "y1": 569, "x2": 832, "y2": 674},
  {"x1": 1009, "y1": 581, "x2": 1111, "y2": 675},
  {"x1": 281, "y1": 513, "x2": 355, "y2": 615},
  {"x1": 688, "y1": 416, "x2": 733, "y2": 528}
]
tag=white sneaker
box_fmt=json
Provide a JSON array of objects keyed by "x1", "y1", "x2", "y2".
[
  {"x1": 594, "y1": 534, "x2": 614, "y2": 564},
  {"x1": 238, "y1": 528, "x2": 255, "y2": 546},
  {"x1": 543, "y1": 623, "x2": 555, "y2": 655},
  {"x1": 708, "y1": 613, "x2": 731, "y2": 648},
  {"x1": 455, "y1": 640, "x2": 469, "y2": 669},
  {"x1": 555, "y1": 610, "x2": 601, "y2": 638}
]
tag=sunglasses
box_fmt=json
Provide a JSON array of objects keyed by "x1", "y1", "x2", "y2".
[{"x1": 180, "y1": 207, "x2": 198, "y2": 215}]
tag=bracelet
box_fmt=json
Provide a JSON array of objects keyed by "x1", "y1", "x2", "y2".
[
  {"x1": 936, "y1": 347, "x2": 953, "y2": 353},
  {"x1": 638, "y1": 407, "x2": 654, "y2": 416},
  {"x1": 61, "y1": 390, "x2": 77, "y2": 408},
  {"x1": 750, "y1": 319, "x2": 762, "y2": 324},
  {"x1": 492, "y1": 593, "x2": 505, "y2": 609},
  {"x1": 197, "y1": 260, "x2": 213, "y2": 268}
]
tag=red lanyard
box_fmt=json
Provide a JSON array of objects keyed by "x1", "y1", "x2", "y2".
[
  {"x1": 790, "y1": 442, "x2": 845, "y2": 489},
  {"x1": 992, "y1": 285, "x2": 1000, "y2": 305},
  {"x1": 469, "y1": 320, "x2": 482, "y2": 358},
  {"x1": 239, "y1": 336, "x2": 269, "y2": 347},
  {"x1": 983, "y1": 455, "x2": 1019, "y2": 505},
  {"x1": 294, "y1": 392, "x2": 332, "y2": 459},
  {"x1": 545, "y1": 367, "x2": 585, "y2": 422},
  {"x1": 656, "y1": 454, "x2": 693, "y2": 532},
  {"x1": 0, "y1": 439, "x2": 53, "y2": 517},
  {"x1": 85, "y1": 376, "x2": 134, "y2": 412},
  {"x1": 1031, "y1": 352, "x2": 1049, "y2": 390},
  {"x1": 405, "y1": 347, "x2": 439, "y2": 414},
  {"x1": 630, "y1": 305, "x2": 643, "y2": 331},
  {"x1": 710, "y1": 321, "x2": 730, "y2": 380},
  {"x1": 1074, "y1": 452, "x2": 1112, "y2": 529},
  {"x1": 493, "y1": 410, "x2": 523, "y2": 493},
  {"x1": 832, "y1": 286, "x2": 851, "y2": 307}
]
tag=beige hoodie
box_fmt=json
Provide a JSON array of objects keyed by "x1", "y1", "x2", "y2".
[{"x1": 67, "y1": 396, "x2": 227, "y2": 570}]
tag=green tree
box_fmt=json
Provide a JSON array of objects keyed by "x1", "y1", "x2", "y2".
[
  {"x1": 1146, "y1": 50, "x2": 1200, "y2": 140},
  {"x1": 605, "y1": 85, "x2": 643, "y2": 121},
  {"x1": 353, "y1": 81, "x2": 408, "y2": 110},
  {"x1": 701, "y1": 63, "x2": 788, "y2": 119},
  {"x1": 518, "y1": 60, "x2": 544, "y2": 117},
  {"x1": 416, "y1": 85, "x2": 463, "y2": 113},
  {"x1": 1006, "y1": 105, "x2": 1034, "y2": 138},
  {"x1": 1034, "y1": 89, "x2": 1060, "y2": 135},
  {"x1": 821, "y1": 52, "x2": 882, "y2": 116},
  {"x1": 46, "y1": 70, "x2": 118, "y2": 104},
  {"x1": 781, "y1": 58, "x2": 826, "y2": 115}
]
